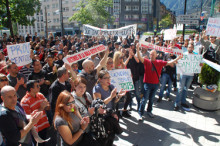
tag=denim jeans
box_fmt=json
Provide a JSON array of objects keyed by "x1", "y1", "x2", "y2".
[
  {"x1": 139, "y1": 75, "x2": 144, "y2": 95},
  {"x1": 159, "y1": 73, "x2": 173, "y2": 98},
  {"x1": 130, "y1": 80, "x2": 141, "y2": 110},
  {"x1": 175, "y1": 75, "x2": 193, "y2": 105},
  {"x1": 138, "y1": 83, "x2": 159, "y2": 116}
]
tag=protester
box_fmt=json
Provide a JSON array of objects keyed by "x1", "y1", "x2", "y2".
[
  {"x1": 21, "y1": 80, "x2": 50, "y2": 146},
  {"x1": 53, "y1": 90, "x2": 90, "y2": 146},
  {"x1": 0, "y1": 86, "x2": 42, "y2": 146},
  {"x1": 136, "y1": 43, "x2": 183, "y2": 120}
]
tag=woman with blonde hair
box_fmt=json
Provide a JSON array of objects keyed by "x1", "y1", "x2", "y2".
[{"x1": 53, "y1": 90, "x2": 89, "y2": 146}]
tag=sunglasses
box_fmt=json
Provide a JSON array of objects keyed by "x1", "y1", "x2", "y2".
[
  {"x1": 103, "y1": 77, "x2": 111, "y2": 80},
  {"x1": 0, "y1": 79, "x2": 8, "y2": 82},
  {"x1": 66, "y1": 100, "x2": 75, "y2": 106}
]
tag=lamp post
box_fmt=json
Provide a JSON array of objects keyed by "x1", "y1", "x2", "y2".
[
  {"x1": 59, "y1": 0, "x2": 64, "y2": 36},
  {"x1": 182, "y1": 0, "x2": 187, "y2": 41}
]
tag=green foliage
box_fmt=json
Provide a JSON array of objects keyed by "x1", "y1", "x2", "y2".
[
  {"x1": 69, "y1": 0, "x2": 113, "y2": 28},
  {"x1": 176, "y1": 30, "x2": 197, "y2": 34},
  {"x1": 0, "y1": 0, "x2": 41, "y2": 35},
  {"x1": 159, "y1": 14, "x2": 173, "y2": 29},
  {"x1": 199, "y1": 64, "x2": 220, "y2": 87}
]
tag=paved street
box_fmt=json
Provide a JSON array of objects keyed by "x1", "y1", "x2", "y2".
[{"x1": 114, "y1": 87, "x2": 220, "y2": 146}]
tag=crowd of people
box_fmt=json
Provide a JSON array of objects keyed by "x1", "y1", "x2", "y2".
[{"x1": 0, "y1": 30, "x2": 219, "y2": 146}]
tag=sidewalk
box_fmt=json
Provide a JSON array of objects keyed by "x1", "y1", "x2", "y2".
[{"x1": 114, "y1": 87, "x2": 220, "y2": 146}]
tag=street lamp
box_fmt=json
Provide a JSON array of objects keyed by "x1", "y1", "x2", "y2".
[{"x1": 59, "y1": 0, "x2": 64, "y2": 36}]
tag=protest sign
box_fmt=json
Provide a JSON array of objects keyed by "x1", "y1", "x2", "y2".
[
  {"x1": 177, "y1": 54, "x2": 203, "y2": 74},
  {"x1": 206, "y1": 18, "x2": 220, "y2": 37},
  {"x1": 7, "y1": 42, "x2": 32, "y2": 67},
  {"x1": 140, "y1": 41, "x2": 183, "y2": 55},
  {"x1": 83, "y1": 24, "x2": 137, "y2": 37},
  {"x1": 164, "y1": 29, "x2": 177, "y2": 40},
  {"x1": 202, "y1": 58, "x2": 220, "y2": 72},
  {"x1": 108, "y1": 69, "x2": 134, "y2": 92},
  {"x1": 63, "y1": 44, "x2": 107, "y2": 64}
]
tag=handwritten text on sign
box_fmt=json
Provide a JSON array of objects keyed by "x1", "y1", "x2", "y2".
[
  {"x1": 140, "y1": 41, "x2": 183, "y2": 55},
  {"x1": 108, "y1": 69, "x2": 134, "y2": 92},
  {"x1": 7, "y1": 42, "x2": 32, "y2": 66},
  {"x1": 63, "y1": 44, "x2": 107, "y2": 64},
  {"x1": 206, "y1": 18, "x2": 220, "y2": 37},
  {"x1": 177, "y1": 54, "x2": 203, "y2": 74},
  {"x1": 83, "y1": 24, "x2": 137, "y2": 37}
]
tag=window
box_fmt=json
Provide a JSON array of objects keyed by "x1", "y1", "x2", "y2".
[
  {"x1": 125, "y1": 0, "x2": 131, "y2": 2},
  {"x1": 63, "y1": 7, "x2": 69, "y2": 12},
  {"x1": 132, "y1": 15, "x2": 139, "y2": 20},
  {"x1": 133, "y1": 6, "x2": 139, "y2": 11},
  {"x1": 133, "y1": 0, "x2": 139, "y2": 2},
  {"x1": 52, "y1": 4, "x2": 56, "y2": 8},
  {"x1": 124, "y1": 15, "x2": 131, "y2": 20},
  {"x1": 47, "y1": 5, "x2": 50, "y2": 9},
  {"x1": 48, "y1": 12, "x2": 50, "y2": 16},
  {"x1": 125, "y1": 6, "x2": 131, "y2": 11}
]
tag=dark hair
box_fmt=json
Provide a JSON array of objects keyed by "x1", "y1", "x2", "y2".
[
  {"x1": 7, "y1": 62, "x2": 16, "y2": 70},
  {"x1": 74, "y1": 77, "x2": 91, "y2": 107},
  {"x1": 57, "y1": 66, "x2": 67, "y2": 78},
  {"x1": 98, "y1": 70, "x2": 109, "y2": 79},
  {"x1": 33, "y1": 59, "x2": 40, "y2": 66},
  {"x1": 27, "y1": 80, "x2": 38, "y2": 92}
]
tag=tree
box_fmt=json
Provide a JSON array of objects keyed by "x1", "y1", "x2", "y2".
[
  {"x1": 0, "y1": 0, "x2": 41, "y2": 36},
  {"x1": 159, "y1": 14, "x2": 173, "y2": 29},
  {"x1": 69, "y1": 0, "x2": 114, "y2": 28}
]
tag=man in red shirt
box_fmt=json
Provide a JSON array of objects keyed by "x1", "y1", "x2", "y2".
[
  {"x1": 21, "y1": 80, "x2": 50, "y2": 146},
  {"x1": 136, "y1": 43, "x2": 182, "y2": 120}
]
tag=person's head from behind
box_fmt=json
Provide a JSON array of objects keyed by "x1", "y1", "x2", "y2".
[
  {"x1": 0, "y1": 74, "x2": 8, "y2": 89},
  {"x1": 27, "y1": 80, "x2": 40, "y2": 95},
  {"x1": 54, "y1": 90, "x2": 76, "y2": 128},
  {"x1": 1, "y1": 86, "x2": 17, "y2": 110},
  {"x1": 82, "y1": 60, "x2": 95, "y2": 74},
  {"x1": 74, "y1": 77, "x2": 87, "y2": 97},
  {"x1": 57, "y1": 66, "x2": 69, "y2": 81},
  {"x1": 98, "y1": 70, "x2": 111, "y2": 86}
]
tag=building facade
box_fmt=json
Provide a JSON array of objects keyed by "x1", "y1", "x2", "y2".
[{"x1": 18, "y1": 0, "x2": 80, "y2": 37}]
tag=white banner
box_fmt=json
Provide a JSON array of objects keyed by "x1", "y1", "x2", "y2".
[
  {"x1": 83, "y1": 24, "x2": 137, "y2": 37},
  {"x1": 177, "y1": 54, "x2": 203, "y2": 74},
  {"x1": 206, "y1": 18, "x2": 220, "y2": 37},
  {"x1": 7, "y1": 42, "x2": 32, "y2": 67},
  {"x1": 164, "y1": 29, "x2": 177, "y2": 40},
  {"x1": 202, "y1": 59, "x2": 220, "y2": 72},
  {"x1": 140, "y1": 41, "x2": 183, "y2": 55},
  {"x1": 63, "y1": 44, "x2": 107, "y2": 64},
  {"x1": 108, "y1": 69, "x2": 134, "y2": 92}
]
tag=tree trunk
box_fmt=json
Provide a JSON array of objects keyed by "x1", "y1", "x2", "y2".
[{"x1": 5, "y1": 0, "x2": 14, "y2": 37}]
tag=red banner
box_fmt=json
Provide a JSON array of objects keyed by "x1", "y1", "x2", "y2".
[
  {"x1": 63, "y1": 44, "x2": 107, "y2": 64},
  {"x1": 140, "y1": 41, "x2": 183, "y2": 56}
]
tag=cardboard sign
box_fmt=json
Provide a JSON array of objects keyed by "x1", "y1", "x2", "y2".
[
  {"x1": 206, "y1": 18, "x2": 220, "y2": 37},
  {"x1": 7, "y1": 42, "x2": 32, "y2": 66},
  {"x1": 108, "y1": 69, "x2": 134, "y2": 92},
  {"x1": 164, "y1": 29, "x2": 177, "y2": 40},
  {"x1": 140, "y1": 41, "x2": 183, "y2": 55},
  {"x1": 83, "y1": 24, "x2": 137, "y2": 37},
  {"x1": 63, "y1": 44, "x2": 107, "y2": 64},
  {"x1": 177, "y1": 54, "x2": 203, "y2": 74}
]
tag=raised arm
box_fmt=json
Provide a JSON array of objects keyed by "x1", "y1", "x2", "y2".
[
  {"x1": 166, "y1": 55, "x2": 183, "y2": 66},
  {"x1": 136, "y1": 43, "x2": 144, "y2": 63},
  {"x1": 95, "y1": 48, "x2": 109, "y2": 73}
]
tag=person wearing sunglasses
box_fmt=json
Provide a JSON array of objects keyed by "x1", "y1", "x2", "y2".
[
  {"x1": 201, "y1": 31, "x2": 220, "y2": 63},
  {"x1": 54, "y1": 90, "x2": 89, "y2": 146},
  {"x1": 0, "y1": 73, "x2": 9, "y2": 103},
  {"x1": 21, "y1": 80, "x2": 50, "y2": 146}
]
